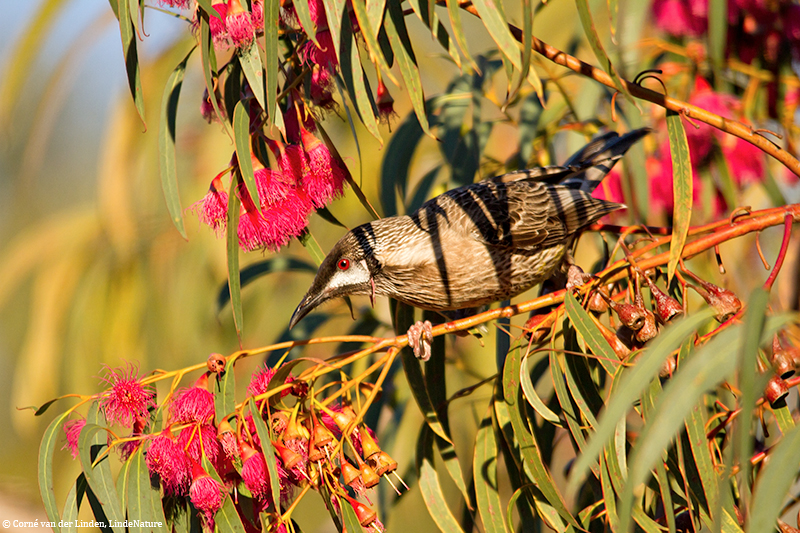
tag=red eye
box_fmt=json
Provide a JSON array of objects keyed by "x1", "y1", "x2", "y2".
[{"x1": 337, "y1": 258, "x2": 350, "y2": 271}]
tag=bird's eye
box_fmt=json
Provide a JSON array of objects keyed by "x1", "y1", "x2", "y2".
[{"x1": 337, "y1": 258, "x2": 350, "y2": 271}]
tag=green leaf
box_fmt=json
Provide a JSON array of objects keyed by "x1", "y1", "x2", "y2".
[
  {"x1": 684, "y1": 397, "x2": 719, "y2": 517},
  {"x1": 116, "y1": 0, "x2": 145, "y2": 125},
  {"x1": 233, "y1": 101, "x2": 259, "y2": 211},
  {"x1": 61, "y1": 474, "x2": 88, "y2": 533},
  {"x1": 39, "y1": 411, "x2": 71, "y2": 533},
  {"x1": 503, "y1": 347, "x2": 580, "y2": 529},
  {"x1": 564, "y1": 291, "x2": 618, "y2": 375},
  {"x1": 570, "y1": 309, "x2": 715, "y2": 490},
  {"x1": 474, "y1": 406, "x2": 509, "y2": 533},
  {"x1": 262, "y1": 0, "x2": 278, "y2": 125},
  {"x1": 395, "y1": 302, "x2": 452, "y2": 443},
  {"x1": 338, "y1": 14, "x2": 382, "y2": 142},
  {"x1": 199, "y1": 18, "x2": 228, "y2": 131},
  {"x1": 78, "y1": 422, "x2": 124, "y2": 533},
  {"x1": 238, "y1": 41, "x2": 266, "y2": 114},
  {"x1": 708, "y1": 0, "x2": 727, "y2": 72},
  {"x1": 293, "y1": 0, "x2": 318, "y2": 44},
  {"x1": 470, "y1": 0, "x2": 521, "y2": 70},
  {"x1": 748, "y1": 424, "x2": 800, "y2": 533},
  {"x1": 380, "y1": 111, "x2": 425, "y2": 216},
  {"x1": 214, "y1": 364, "x2": 236, "y2": 425},
  {"x1": 226, "y1": 180, "x2": 243, "y2": 342},
  {"x1": 126, "y1": 448, "x2": 168, "y2": 533},
  {"x1": 384, "y1": 1, "x2": 430, "y2": 135},
  {"x1": 666, "y1": 110, "x2": 693, "y2": 282},
  {"x1": 617, "y1": 316, "x2": 790, "y2": 532},
  {"x1": 215, "y1": 495, "x2": 248, "y2": 533},
  {"x1": 321, "y1": 0, "x2": 346, "y2": 66},
  {"x1": 34, "y1": 398, "x2": 61, "y2": 417},
  {"x1": 217, "y1": 257, "x2": 317, "y2": 310},
  {"x1": 417, "y1": 424, "x2": 465, "y2": 533},
  {"x1": 297, "y1": 229, "x2": 326, "y2": 266},
  {"x1": 519, "y1": 352, "x2": 561, "y2": 427},
  {"x1": 444, "y1": 0, "x2": 479, "y2": 71},
  {"x1": 350, "y1": 0, "x2": 396, "y2": 85},
  {"x1": 406, "y1": 0, "x2": 462, "y2": 69},
  {"x1": 574, "y1": 0, "x2": 632, "y2": 105},
  {"x1": 158, "y1": 47, "x2": 195, "y2": 240},
  {"x1": 250, "y1": 398, "x2": 282, "y2": 510}
]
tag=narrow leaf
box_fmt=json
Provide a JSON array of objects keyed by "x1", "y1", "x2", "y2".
[
  {"x1": 226, "y1": 180, "x2": 243, "y2": 341},
  {"x1": 39, "y1": 411, "x2": 71, "y2": 533},
  {"x1": 250, "y1": 398, "x2": 282, "y2": 510},
  {"x1": 78, "y1": 423, "x2": 124, "y2": 533},
  {"x1": 61, "y1": 474, "x2": 88, "y2": 533},
  {"x1": 384, "y1": 1, "x2": 430, "y2": 135},
  {"x1": 238, "y1": 41, "x2": 267, "y2": 114},
  {"x1": 417, "y1": 425, "x2": 465, "y2": 533},
  {"x1": 474, "y1": 406, "x2": 509, "y2": 533},
  {"x1": 570, "y1": 309, "x2": 715, "y2": 489},
  {"x1": 214, "y1": 364, "x2": 236, "y2": 425},
  {"x1": 470, "y1": 0, "x2": 521, "y2": 70},
  {"x1": 293, "y1": 0, "x2": 318, "y2": 44},
  {"x1": 214, "y1": 495, "x2": 247, "y2": 533},
  {"x1": 666, "y1": 110, "x2": 693, "y2": 282},
  {"x1": 126, "y1": 448, "x2": 168, "y2": 533},
  {"x1": 216, "y1": 257, "x2": 317, "y2": 310},
  {"x1": 520, "y1": 353, "x2": 561, "y2": 427},
  {"x1": 233, "y1": 101, "x2": 259, "y2": 211},
  {"x1": 338, "y1": 15, "x2": 382, "y2": 142},
  {"x1": 340, "y1": 496, "x2": 364, "y2": 533},
  {"x1": 262, "y1": 0, "x2": 278, "y2": 124},
  {"x1": 748, "y1": 424, "x2": 800, "y2": 533},
  {"x1": 158, "y1": 47, "x2": 195, "y2": 239},
  {"x1": 564, "y1": 291, "x2": 618, "y2": 374},
  {"x1": 117, "y1": 0, "x2": 145, "y2": 125},
  {"x1": 297, "y1": 229, "x2": 326, "y2": 265},
  {"x1": 444, "y1": 0, "x2": 479, "y2": 71}
]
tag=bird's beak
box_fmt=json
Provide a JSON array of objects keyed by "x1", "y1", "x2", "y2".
[{"x1": 289, "y1": 290, "x2": 327, "y2": 330}]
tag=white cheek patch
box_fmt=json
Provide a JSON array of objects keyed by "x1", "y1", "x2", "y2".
[{"x1": 326, "y1": 266, "x2": 370, "y2": 291}]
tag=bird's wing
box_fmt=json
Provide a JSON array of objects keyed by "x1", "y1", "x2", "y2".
[{"x1": 428, "y1": 180, "x2": 565, "y2": 249}]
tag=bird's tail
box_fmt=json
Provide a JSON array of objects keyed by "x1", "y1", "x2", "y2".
[
  {"x1": 546, "y1": 186, "x2": 625, "y2": 237},
  {"x1": 559, "y1": 128, "x2": 650, "y2": 192}
]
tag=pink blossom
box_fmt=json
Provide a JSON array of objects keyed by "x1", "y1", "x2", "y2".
[
  {"x1": 159, "y1": 0, "x2": 192, "y2": 8},
  {"x1": 99, "y1": 363, "x2": 156, "y2": 428},
  {"x1": 146, "y1": 432, "x2": 192, "y2": 496},
  {"x1": 62, "y1": 418, "x2": 86, "y2": 460},
  {"x1": 241, "y1": 443, "x2": 272, "y2": 501},
  {"x1": 300, "y1": 128, "x2": 347, "y2": 207},
  {"x1": 686, "y1": 78, "x2": 738, "y2": 162},
  {"x1": 303, "y1": 30, "x2": 338, "y2": 69},
  {"x1": 208, "y1": 4, "x2": 230, "y2": 50},
  {"x1": 178, "y1": 424, "x2": 223, "y2": 472},
  {"x1": 651, "y1": 0, "x2": 707, "y2": 37},
  {"x1": 170, "y1": 377, "x2": 215, "y2": 425},
  {"x1": 196, "y1": 174, "x2": 229, "y2": 235},
  {"x1": 310, "y1": 67, "x2": 336, "y2": 109},
  {"x1": 226, "y1": 0, "x2": 255, "y2": 49},
  {"x1": 189, "y1": 462, "x2": 225, "y2": 528},
  {"x1": 251, "y1": 0, "x2": 264, "y2": 31},
  {"x1": 308, "y1": 0, "x2": 328, "y2": 27},
  {"x1": 255, "y1": 168, "x2": 291, "y2": 206}
]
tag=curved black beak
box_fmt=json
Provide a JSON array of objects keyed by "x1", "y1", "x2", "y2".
[{"x1": 289, "y1": 290, "x2": 328, "y2": 329}]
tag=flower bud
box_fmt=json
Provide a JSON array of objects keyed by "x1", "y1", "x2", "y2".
[
  {"x1": 345, "y1": 495, "x2": 378, "y2": 528},
  {"x1": 358, "y1": 427, "x2": 381, "y2": 460},
  {"x1": 764, "y1": 374, "x2": 789, "y2": 405}
]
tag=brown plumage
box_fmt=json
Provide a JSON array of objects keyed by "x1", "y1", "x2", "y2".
[{"x1": 289, "y1": 129, "x2": 648, "y2": 330}]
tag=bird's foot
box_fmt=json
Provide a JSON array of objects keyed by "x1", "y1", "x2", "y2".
[
  {"x1": 566, "y1": 264, "x2": 595, "y2": 292},
  {"x1": 407, "y1": 320, "x2": 434, "y2": 361}
]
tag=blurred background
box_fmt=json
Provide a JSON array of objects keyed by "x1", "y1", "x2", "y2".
[{"x1": 2, "y1": 0, "x2": 799, "y2": 531}]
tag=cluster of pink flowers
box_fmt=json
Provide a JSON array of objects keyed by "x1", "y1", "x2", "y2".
[
  {"x1": 62, "y1": 360, "x2": 395, "y2": 531},
  {"x1": 652, "y1": 0, "x2": 800, "y2": 66},
  {"x1": 596, "y1": 77, "x2": 766, "y2": 218},
  {"x1": 195, "y1": 112, "x2": 347, "y2": 252}
]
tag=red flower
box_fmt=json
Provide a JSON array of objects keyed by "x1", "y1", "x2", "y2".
[
  {"x1": 62, "y1": 418, "x2": 86, "y2": 460},
  {"x1": 303, "y1": 30, "x2": 338, "y2": 69},
  {"x1": 196, "y1": 173, "x2": 229, "y2": 235},
  {"x1": 178, "y1": 424, "x2": 223, "y2": 473},
  {"x1": 300, "y1": 128, "x2": 347, "y2": 208},
  {"x1": 651, "y1": 0, "x2": 707, "y2": 37},
  {"x1": 376, "y1": 80, "x2": 396, "y2": 124},
  {"x1": 248, "y1": 364, "x2": 295, "y2": 397},
  {"x1": 207, "y1": 4, "x2": 230, "y2": 50},
  {"x1": 99, "y1": 363, "x2": 155, "y2": 428},
  {"x1": 189, "y1": 462, "x2": 225, "y2": 529},
  {"x1": 170, "y1": 374, "x2": 215, "y2": 425},
  {"x1": 159, "y1": 0, "x2": 192, "y2": 8},
  {"x1": 146, "y1": 431, "x2": 192, "y2": 496},
  {"x1": 226, "y1": 0, "x2": 255, "y2": 49},
  {"x1": 241, "y1": 442, "x2": 272, "y2": 502}
]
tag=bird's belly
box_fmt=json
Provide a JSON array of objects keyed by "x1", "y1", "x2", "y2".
[{"x1": 390, "y1": 244, "x2": 567, "y2": 311}]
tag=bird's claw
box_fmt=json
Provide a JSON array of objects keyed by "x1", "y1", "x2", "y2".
[
  {"x1": 407, "y1": 320, "x2": 434, "y2": 361},
  {"x1": 566, "y1": 264, "x2": 594, "y2": 292}
]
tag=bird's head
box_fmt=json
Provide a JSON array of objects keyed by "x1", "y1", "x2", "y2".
[{"x1": 289, "y1": 227, "x2": 379, "y2": 329}]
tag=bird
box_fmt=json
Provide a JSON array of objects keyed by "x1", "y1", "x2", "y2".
[{"x1": 289, "y1": 128, "x2": 649, "y2": 359}]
